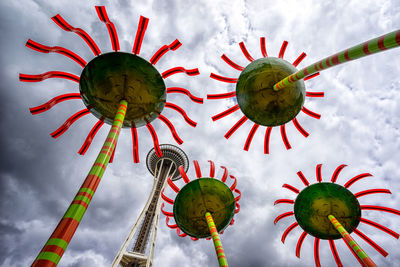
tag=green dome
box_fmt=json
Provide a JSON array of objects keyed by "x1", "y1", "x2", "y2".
[
  {"x1": 173, "y1": 178, "x2": 235, "y2": 238},
  {"x1": 236, "y1": 57, "x2": 305, "y2": 127},
  {"x1": 79, "y1": 52, "x2": 166, "y2": 128},
  {"x1": 294, "y1": 182, "x2": 361, "y2": 240}
]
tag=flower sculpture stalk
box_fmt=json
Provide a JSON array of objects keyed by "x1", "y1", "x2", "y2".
[
  {"x1": 32, "y1": 100, "x2": 127, "y2": 266},
  {"x1": 20, "y1": 5, "x2": 202, "y2": 267},
  {"x1": 273, "y1": 29, "x2": 400, "y2": 90},
  {"x1": 161, "y1": 160, "x2": 241, "y2": 266},
  {"x1": 328, "y1": 215, "x2": 376, "y2": 267},
  {"x1": 206, "y1": 212, "x2": 229, "y2": 267},
  {"x1": 20, "y1": 6, "x2": 202, "y2": 163}
]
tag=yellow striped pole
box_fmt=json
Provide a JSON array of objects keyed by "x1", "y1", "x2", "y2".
[
  {"x1": 273, "y1": 29, "x2": 400, "y2": 91},
  {"x1": 205, "y1": 212, "x2": 229, "y2": 267},
  {"x1": 32, "y1": 100, "x2": 128, "y2": 267},
  {"x1": 328, "y1": 214, "x2": 377, "y2": 267}
]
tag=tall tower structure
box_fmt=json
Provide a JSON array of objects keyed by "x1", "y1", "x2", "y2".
[{"x1": 112, "y1": 144, "x2": 189, "y2": 267}]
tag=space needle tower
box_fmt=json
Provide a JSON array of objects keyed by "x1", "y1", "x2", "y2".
[{"x1": 112, "y1": 144, "x2": 189, "y2": 267}]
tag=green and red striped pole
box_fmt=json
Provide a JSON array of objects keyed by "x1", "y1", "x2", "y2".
[
  {"x1": 32, "y1": 100, "x2": 128, "y2": 267},
  {"x1": 274, "y1": 29, "x2": 400, "y2": 91},
  {"x1": 328, "y1": 214, "x2": 377, "y2": 267},
  {"x1": 205, "y1": 212, "x2": 229, "y2": 267}
]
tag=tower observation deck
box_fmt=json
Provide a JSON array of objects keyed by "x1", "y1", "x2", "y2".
[{"x1": 112, "y1": 144, "x2": 188, "y2": 267}]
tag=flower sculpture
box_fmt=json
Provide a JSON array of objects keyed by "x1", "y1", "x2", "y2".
[
  {"x1": 275, "y1": 164, "x2": 400, "y2": 267},
  {"x1": 161, "y1": 160, "x2": 241, "y2": 267},
  {"x1": 20, "y1": 6, "x2": 202, "y2": 267}
]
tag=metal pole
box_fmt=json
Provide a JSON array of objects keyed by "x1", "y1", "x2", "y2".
[
  {"x1": 328, "y1": 214, "x2": 377, "y2": 267},
  {"x1": 32, "y1": 99, "x2": 128, "y2": 267},
  {"x1": 273, "y1": 29, "x2": 400, "y2": 91},
  {"x1": 205, "y1": 212, "x2": 229, "y2": 267}
]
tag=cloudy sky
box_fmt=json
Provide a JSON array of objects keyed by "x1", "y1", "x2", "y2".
[{"x1": 1, "y1": 0, "x2": 400, "y2": 266}]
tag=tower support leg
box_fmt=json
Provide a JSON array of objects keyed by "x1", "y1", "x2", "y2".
[{"x1": 112, "y1": 158, "x2": 176, "y2": 267}]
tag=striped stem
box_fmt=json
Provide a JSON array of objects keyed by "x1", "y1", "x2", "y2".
[
  {"x1": 328, "y1": 214, "x2": 377, "y2": 267},
  {"x1": 32, "y1": 100, "x2": 128, "y2": 267},
  {"x1": 274, "y1": 29, "x2": 400, "y2": 90},
  {"x1": 205, "y1": 212, "x2": 229, "y2": 267}
]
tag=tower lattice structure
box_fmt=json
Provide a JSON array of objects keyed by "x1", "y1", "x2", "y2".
[{"x1": 112, "y1": 144, "x2": 189, "y2": 267}]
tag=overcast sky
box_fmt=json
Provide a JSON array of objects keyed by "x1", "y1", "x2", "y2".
[{"x1": 1, "y1": 0, "x2": 400, "y2": 266}]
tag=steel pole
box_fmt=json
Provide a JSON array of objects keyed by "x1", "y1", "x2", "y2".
[
  {"x1": 32, "y1": 100, "x2": 128, "y2": 267},
  {"x1": 273, "y1": 29, "x2": 400, "y2": 91},
  {"x1": 205, "y1": 212, "x2": 229, "y2": 267},
  {"x1": 328, "y1": 214, "x2": 377, "y2": 267}
]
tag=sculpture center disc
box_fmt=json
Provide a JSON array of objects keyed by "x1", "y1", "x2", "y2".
[
  {"x1": 79, "y1": 52, "x2": 166, "y2": 128},
  {"x1": 294, "y1": 182, "x2": 361, "y2": 240},
  {"x1": 236, "y1": 57, "x2": 305, "y2": 127},
  {"x1": 173, "y1": 178, "x2": 235, "y2": 238}
]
